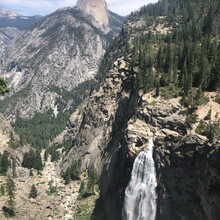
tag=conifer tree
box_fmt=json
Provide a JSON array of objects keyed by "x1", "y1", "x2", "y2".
[
  {"x1": 44, "y1": 150, "x2": 48, "y2": 162},
  {"x1": 209, "y1": 46, "x2": 220, "y2": 90},
  {"x1": 29, "y1": 184, "x2": 37, "y2": 199},
  {"x1": 0, "y1": 152, "x2": 10, "y2": 175},
  {"x1": 200, "y1": 55, "x2": 210, "y2": 91},
  {"x1": 63, "y1": 168, "x2": 71, "y2": 185},
  {"x1": 181, "y1": 60, "x2": 189, "y2": 96},
  {"x1": 12, "y1": 160, "x2": 16, "y2": 178},
  {"x1": 3, "y1": 176, "x2": 15, "y2": 217},
  {"x1": 33, "y1": 150, "x2": 43, "y2": 171},
  {"x1": 0, "y1": 185, "x2": 5, "y2": 196},
  {"x1": 0, "y1": 78, "x2": 9, "y2": 95},
  {"x1": 29, "y1": 169, "x2": 34, "y2": 177},
  {"x1": 22, "y1": 152, "x2": 32, "y2": 169}
]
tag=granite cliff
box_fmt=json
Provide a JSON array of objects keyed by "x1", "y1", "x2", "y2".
[{"x1": 76, "y1": 0, "x2": 110, "y2": 32}]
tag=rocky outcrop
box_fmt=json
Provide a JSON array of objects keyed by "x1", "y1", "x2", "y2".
[
  {"x1": 0, "y1": 113, "x2": 19, "y2": 151},
  {"x1": 76, "y1": 0, "x2": 110, "y2": 32},
  {"x1": 155, "y1": 136, "x2": 220, "y2": 220},
  {"x1": 125, "y1": 93, "x2": 220, "y2": 220},
  {"x1": 0, "y1": 113, "x2": 30, "y2": 165}
]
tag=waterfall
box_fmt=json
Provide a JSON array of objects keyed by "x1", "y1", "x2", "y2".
[{"x1": 122, "y1": 138, "x2": 157, "y2": 220}]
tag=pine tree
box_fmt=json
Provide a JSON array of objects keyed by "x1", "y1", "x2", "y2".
[
  {"x1": 200, "y1": 55, "x2": 210, "y2": 91},
  {"x1": 29, "y1": 184, "x2": 37, "y2": 199},
  {"x1": 156, "y1": 82, "x2": 160, "y2": 97},
  {"x1": 3, "y1": 176, "x2": 15, "y2": 217},
  {"x1": 22, "y1": 152, "x2": 32, "y2": 169},
  {"x1": 44, "y1": 150, "x2": 48, "y2": 162},
  {"x1": 63, "y1": 168, "x2": 71, "y2": 185},
  {"x1": 181, "y1": 60, "x2": 189, "y2": 96},
  {"x1": 33, "y1": 150, "x2": 43, "y2": 171},
  {"x1": 29, "y1": 169, "x2": 34, "y2": 177},
  {"x1": 209, "y1": 46, "x2": 220, "y2": 90},
  {"x1": 0, "y1": 78, "x2": 9, "y2": 95},
  {"x1": 0, "y1": 185, "x2": 5, "y2": 196},
  {"x1": 12, "y1": 160, "x2": 16, "y2": 178},
  {"x1": 0, "y1": 152, "x2": 10, "y2": 175}
]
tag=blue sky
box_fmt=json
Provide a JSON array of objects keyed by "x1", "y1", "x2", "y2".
[{"x1": 0, "y1": 0, "x2": 158, "y2": 16}]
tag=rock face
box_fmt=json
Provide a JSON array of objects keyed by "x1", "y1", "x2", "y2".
[
  {"x1": 0, "y1": 6, "x2": 123, "y2": 120},
  {"x1": 76, "y1": 0, "x2": 110, "y2": 32},
  {"x1": 134, "y1": 93, "x2": 220, "y2": 220},
  {"x1": 0, "y1": 27, "x2": 20, "y2": 59},
  {"x1": 155, "y1": 137, "x2": 220, "y2": 220},
  {"x1": 0, "y1": 113, "x2": 19, "y2": 151},
  {"x1": 0, "y1": 113, "x2": 30, "y2": 164}
]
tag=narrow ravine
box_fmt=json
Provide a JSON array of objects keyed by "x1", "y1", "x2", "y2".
[{"x1": 122, "y1": 138, "x2": 157, "y2": 220}]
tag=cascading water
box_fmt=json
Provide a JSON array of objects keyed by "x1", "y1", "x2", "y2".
[{"x1": 122, "y1": 138, "x2": 157, "y2": 220}]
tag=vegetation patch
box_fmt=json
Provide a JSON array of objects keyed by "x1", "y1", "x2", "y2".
[
  {"x1": 62, "y1": 160, "x2": 82, "y2": 184},
  {"x1": 160, "y1": 84, "x2": 181, "y2": 99},
  {"x1": 74, "y1": 171, "x2": 99, "y2": 220},
  {"x1": 13, "y1": 80, "x2": 93, "y2": 149},
  {"x1": 195, "y1": 120, "x2": 208, "y2": 135},
  {"x1": 46, "y1": 180, "x2": 59, "y2": 196},
  {"x1": 186, "y1": 113, "x2": 198, "y2": 124}
]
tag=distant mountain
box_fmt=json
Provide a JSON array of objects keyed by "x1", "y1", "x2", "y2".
[
  {"x1": 0, "y1": 8, "x2": 21, "y2": 17},
  {"x1": 0, "y1": 9, "x2": 41, "y2": 30},
  {"x1": 0, "y1": 9, "x2": 42, "y2": 60}
]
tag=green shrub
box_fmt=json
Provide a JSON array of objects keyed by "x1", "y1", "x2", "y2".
[
  {"x1": 196, "y1": 96, "x2": 209, "y2": 106},
  {"x1": 2, "y1": 206, "x2": 15, "y2": 218},
  {"x1": 195, "y1": 120, "x2": 207, "y2": 135},
  {"x1": 160, "y1": 85, "x2": 180, "y2": 99},
  {"x1": 46, "y1": 181, "x2": 58, "y2": 196},
  {"x1": 29, "y1": 185, "x2": 37, "y2": 199},
  {"x1": 186, "y1": 113, "x2": 198, "y2": 124}
]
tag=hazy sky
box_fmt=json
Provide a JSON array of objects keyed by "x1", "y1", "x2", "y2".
[{"x1": 0, "y1": 0, "x2": 158, "y2": 16}]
